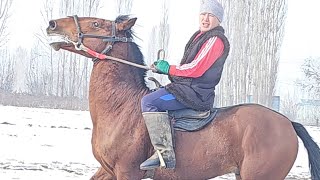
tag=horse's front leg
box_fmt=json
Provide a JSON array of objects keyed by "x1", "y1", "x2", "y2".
[
  {"x1": 90, "y1": 166, "x2": 116, "y2": 180},
  {"x1": 115, "y1": 171, "x2": 146, "y2": 180},
  {"x1": 114, "y1": 165, "x2": 148, "y2": 180}
]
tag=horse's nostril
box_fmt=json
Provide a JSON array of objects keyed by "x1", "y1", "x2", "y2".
[{"x1": 49, "y1": 20, "x2": 57, "y2": 30}]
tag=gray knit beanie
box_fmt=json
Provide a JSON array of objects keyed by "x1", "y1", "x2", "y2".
[{"x1": 200, "y1": 0, "x2": 224, "y2": 22}]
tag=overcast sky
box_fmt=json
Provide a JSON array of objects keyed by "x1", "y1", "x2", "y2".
[
  {"x1": 277, "y1": 0, "x2": 320, "y2": 97},
  {"x1": 6, "y1": 0, "x2": 320, "y2": 97}
]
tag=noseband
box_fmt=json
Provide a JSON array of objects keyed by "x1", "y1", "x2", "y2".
[{"x1": 71, "y1": 15, "x2": 133, "y2": 62}]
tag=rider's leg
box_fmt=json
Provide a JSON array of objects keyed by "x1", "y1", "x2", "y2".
[{"x1": 140, "y1": 88, "x2": 186, "y2": 170}]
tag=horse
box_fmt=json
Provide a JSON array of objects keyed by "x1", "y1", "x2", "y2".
[{"x1": 46, "y1": 15, "x2": 320, "y2": 180}]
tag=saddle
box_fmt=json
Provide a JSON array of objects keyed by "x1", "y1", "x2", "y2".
[
  {"x1": 169, "y1": 108, "x2": 218, "y2": 132},
  {"x1": 148, "y1": 77, "x2": 219, "y2": 132}
]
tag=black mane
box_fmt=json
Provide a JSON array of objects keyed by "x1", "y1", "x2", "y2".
[{"x1": 115, "y1": 15, "x2": 147, "y2": 88}]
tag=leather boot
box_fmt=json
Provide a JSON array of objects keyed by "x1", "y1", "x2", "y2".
[{"x1": 140, "y1": 112, "x2": 176, "y2": 170}]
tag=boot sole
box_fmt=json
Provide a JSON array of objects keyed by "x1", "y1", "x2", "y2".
[{"x1": 140, "y1": 164, "x2": 160, "y2": 171}]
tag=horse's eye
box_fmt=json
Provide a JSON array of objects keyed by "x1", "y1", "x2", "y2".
[{"x1": 93, "y1": 22, "x2": 100, "y2": 28}]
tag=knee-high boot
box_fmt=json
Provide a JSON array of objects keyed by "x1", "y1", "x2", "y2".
[{"x1": 140, "y1": 112, "x2": 176, "y2": 170}]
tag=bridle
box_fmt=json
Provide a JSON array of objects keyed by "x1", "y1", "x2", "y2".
[
  {"x1": 67, "y1": 15, "x2": 153, "y2": 70},
  {"x1": 72, "y1": 15, "x2": 132, "y2": 56}
]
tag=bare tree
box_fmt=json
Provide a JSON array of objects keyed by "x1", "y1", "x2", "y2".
[
  {"x1": 57, "y1": 0, "x2": 101, "y2": 98},
  {"x1": 82, "y1": 0, "x2": 101, "y2": 16},
  {"x1": 297, "y1": 57, "x2": 320, "y2": 97},
  {"x1": 116, "y1": 0, "x2": 133, "y2": 15},
  {"x1": 146, "y1": 0, "x2": 170, "y2": 87},
  {"x1": 0, "y1": 49, "x2": 15, "y2": 92},
  {"x1": 216, "y1": 0, "x2": 288, "y2": 107},
  {"x1": 158, "y1": 2, "x2": 170, "y2": 56},
  {"x1": 34, "y1": 0, "x2": 56, "y2": 95},
  {"x1": 25, "y1": 44, "x2": 55, "y2": 96},
  {"x1": 298, "y1": 99, "x2": 320, "y2": 126},
  {"x1": 280, "y1": 92, "x2": 300, "y2": 121},
  {"x1": 0, "y1": 0, "x2": 13, "y2": 47},
  {"x1": 26, "y1": 49, "x2": 42, "y2": 95},
  {"x1": 80, "y1": 0, "x2": 101, "y2": 99},
  {"x1": 28, "y1": 0, "x2": 101, "y2": 99}
]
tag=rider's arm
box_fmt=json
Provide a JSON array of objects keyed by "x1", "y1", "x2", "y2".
[{"x1": 169, "y1": 37, "x2": 224, "y2": 78}]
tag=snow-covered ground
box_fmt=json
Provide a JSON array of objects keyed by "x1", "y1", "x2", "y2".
[
  {"x1": 0, "y1": 105, "x2": 318, "y2": 180},
  {"x1": 0, "y1": 106, "x2": 99, "y2": 180}
]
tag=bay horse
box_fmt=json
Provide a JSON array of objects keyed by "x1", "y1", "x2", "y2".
[{"x1": 46, "y1": 15, "x2": 320, "y2": 180}]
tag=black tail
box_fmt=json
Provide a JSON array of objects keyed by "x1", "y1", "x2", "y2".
[{"x1": 292, "y1": 121, "x2": 320, "y2": 180}]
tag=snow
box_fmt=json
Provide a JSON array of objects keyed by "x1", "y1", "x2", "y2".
[
  {"x1": 0, "y1": 105, "x2": 319, "y2": 180},
  {"x1": 0, "y1": 106, "x2": 99, "y2": 180}
]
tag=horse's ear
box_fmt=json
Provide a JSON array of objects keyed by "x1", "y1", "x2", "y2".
[{"x1": 118, "y1": 18, "x2": 137, "y2": 31}]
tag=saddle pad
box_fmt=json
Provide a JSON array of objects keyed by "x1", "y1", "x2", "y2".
[{"x1": 170, "y1": 109, "x2": 218, "y2": 132}]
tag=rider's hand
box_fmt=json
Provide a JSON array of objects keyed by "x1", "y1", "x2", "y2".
[{"x1": 152, "y1": 60, "x2": 170, "y2": 75}]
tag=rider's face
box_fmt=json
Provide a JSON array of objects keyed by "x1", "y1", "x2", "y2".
[{"x1": 199, "y1": 13, "x2": 220, "y2": 32}]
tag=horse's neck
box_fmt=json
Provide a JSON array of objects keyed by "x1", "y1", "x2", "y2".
[{"x1": 89, "y1": 60, "x2": 149, "y2": 126}]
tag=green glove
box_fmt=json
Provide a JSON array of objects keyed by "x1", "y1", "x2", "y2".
[{"x1": 154, "y1": 60, "x2": 170, "y2": 74}]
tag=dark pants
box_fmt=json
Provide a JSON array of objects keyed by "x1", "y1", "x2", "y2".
[{"x1": 141, "y1": 88, "x2": 187, "y2": 112}]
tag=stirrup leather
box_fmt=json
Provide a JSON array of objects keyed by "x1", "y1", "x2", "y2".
[{"x1": 156, "y1": 150, "x2": 166, "y2": 168}]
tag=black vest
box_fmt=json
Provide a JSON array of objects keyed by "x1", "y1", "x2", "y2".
[{"x1": 165, "y1": 26, "x2": 230, "y2": 111}]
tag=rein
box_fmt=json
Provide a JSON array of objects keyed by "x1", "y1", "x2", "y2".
[{"x1": 70, "y1": 15, "x2": 152, "y2": 70}]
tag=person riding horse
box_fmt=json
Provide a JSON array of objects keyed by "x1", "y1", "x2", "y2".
[
  {"x1": 140, "y1": 0, "x2": 230, "y2": 170},
  {"x1": 47, "y1": 4, "x2": 320, "y2": 178}
]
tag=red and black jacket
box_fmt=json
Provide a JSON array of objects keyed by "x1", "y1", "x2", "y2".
[{"x1": 165, "y1": 26, "x2": 230, "y2": 111}]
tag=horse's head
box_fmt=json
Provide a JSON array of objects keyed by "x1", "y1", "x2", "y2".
[{"x1": 46, "y1": 15, "x2": 137, "y2": 58}]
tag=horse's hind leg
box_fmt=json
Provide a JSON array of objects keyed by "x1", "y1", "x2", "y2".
[
  {"x1": 240, "y1": 138, "x2": 297, "y2": 179},
  {"x1": 239, "y1": 152, "x2": 296, "y2": 180},
  {"x1": 240, "y1": 158, "x2": 279, "y2": 180},
  {"x1": 238, "y1": 113, "x2": 298, "y2": 180}
]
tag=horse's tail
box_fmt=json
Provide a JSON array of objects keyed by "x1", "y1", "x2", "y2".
[{"x1": 291, "y1": 121, "x2": 320, "y2": 180}]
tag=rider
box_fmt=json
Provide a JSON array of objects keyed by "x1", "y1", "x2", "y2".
[{"x1": 140, "y1": 0, "x2": 230, "y2": 170}]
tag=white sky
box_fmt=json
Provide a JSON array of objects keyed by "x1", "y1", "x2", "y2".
[
  {"x1": 5, "y1": 0, "x2": 320, "y2": 97},
  {"x1": 277, "y1": 0, "x2": 320, "y2": 98},
  {"x1": 0, "y1": 105, "x2": 319, "y2": 179}
]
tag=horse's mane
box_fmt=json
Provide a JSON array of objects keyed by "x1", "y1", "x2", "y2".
[{"x1": 115, "y1": 15, "x2": 148, "y2": 89}]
